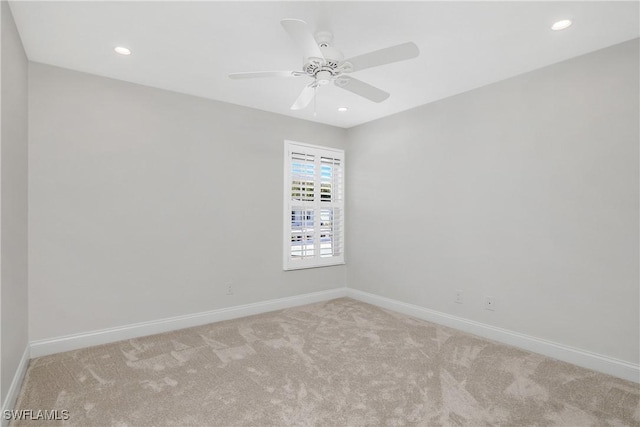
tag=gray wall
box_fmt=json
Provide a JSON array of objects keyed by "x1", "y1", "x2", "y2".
[
  {"x1": 28, "y1": 63, "x2": 347, "y2": 341},
  {"x1": 347, "y1": 39, "x2": 639, "y2": 365},
  {"x1": 1, "y1": 0, "x2": 29, "y2": 403}
]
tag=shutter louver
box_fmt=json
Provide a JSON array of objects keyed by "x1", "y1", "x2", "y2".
[{"x1": 291, "y1": 152, "x2": 315, "y2": 202}]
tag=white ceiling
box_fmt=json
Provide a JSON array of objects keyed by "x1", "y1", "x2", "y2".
[{"x1": 9, "y1": 1, "x2": 639, "y2": 128}]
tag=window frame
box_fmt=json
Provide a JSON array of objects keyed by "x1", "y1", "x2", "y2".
[{"x1": 283, "y1": 140, "x2": 345, "y2": 271}]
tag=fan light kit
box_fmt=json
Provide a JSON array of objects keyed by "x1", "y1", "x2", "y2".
[
  {"x1": 551, "y1": 20, "x2": 572, "y2": 31},
  {"x1": 114, "y1": 46, "x2": 131, "y2": 55},
  {"x1": 229, "y1": 19, "x2": 420, "y2": 111}
]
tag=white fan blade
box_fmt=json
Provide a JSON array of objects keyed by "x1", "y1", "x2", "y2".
[
  {"x1": 229, "y1": 71, "x2": 305, "y2": 79},
  {"x1": 291, "y1": 84, "x2": 317, "y2": 110},
  {"x1": 343, "y1": 42, "x2": 419, "y2": 72},
  {"x1": 281, "y1": 19, "x2": 325, "y2": 61},
  {"x1": 334, "y1": 76, "x2": 389, "y2": 103}
]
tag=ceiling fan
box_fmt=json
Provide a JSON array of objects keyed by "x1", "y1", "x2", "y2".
[{"x1": 229, "y1": 19, "x2": 420, "y2": 111}]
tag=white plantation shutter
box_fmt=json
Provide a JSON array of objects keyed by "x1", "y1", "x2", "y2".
[{"x1": 284, "y1": 141, "x2": 345, "y2": 270}]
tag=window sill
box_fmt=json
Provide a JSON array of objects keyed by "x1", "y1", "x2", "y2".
[{"x1": 283, "y1": 261, "x2": 346, "y2": 271}]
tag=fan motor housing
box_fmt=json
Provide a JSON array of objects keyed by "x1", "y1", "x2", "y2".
[{"x1": 303, "y1": 43, "x2": 344, "y2": 79}]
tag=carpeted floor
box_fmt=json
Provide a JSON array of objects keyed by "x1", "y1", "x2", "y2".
[{"x1": 12, "y1": 298, "x2": 640, "y2": 426}]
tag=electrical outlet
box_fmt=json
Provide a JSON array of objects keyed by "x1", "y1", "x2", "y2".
[
  {"x1": 485, "y1": 296, "x2": 495, "y2": 311},
  {"x1": 226, "y1": 283, "x2": 234, "y2": 295},
  {"x1": 455, "y1": 290, "x2": 463, "y2": 304}
]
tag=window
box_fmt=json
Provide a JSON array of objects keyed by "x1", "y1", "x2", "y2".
[{"x1": 284, "y1": 141, "x2": 344, "y2": 270}]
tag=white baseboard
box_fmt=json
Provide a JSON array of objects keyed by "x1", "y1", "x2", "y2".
[
  {"x1": 27, "y1": 286, "x2": 639, "y2": 383},
  {"x1": 31, "y1": 287, "x2": 348, "y2": 358},
  {"x1": 346, "y1": 289, "x2": 640, "y2": 383},
  {"x1": 1, "y1": 346, "x2": 30, "y2": 427}
]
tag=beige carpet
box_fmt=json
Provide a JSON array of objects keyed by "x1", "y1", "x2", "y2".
[{"x1": 12, "y1": 298, "x2": 640, "y2": 426}]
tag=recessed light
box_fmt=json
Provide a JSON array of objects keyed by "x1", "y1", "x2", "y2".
[
  {"x1": 551, "y1": 20, "x2": 572, "y2": 31},
  {"x1": 337, "y1": 107, "x2": 348, "y2": 112},
  {"x1": 114, "y1": 46, "x2": 131, "y2": 55}
]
